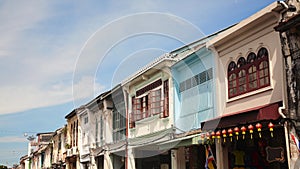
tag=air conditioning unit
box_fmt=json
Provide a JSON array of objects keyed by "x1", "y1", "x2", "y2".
[
  {"x1": 72, "y1": 147, "x2": 78, "y2": 155},
  {"x1": 66, "y1": 149, "x2": 72, "y2": 157}
]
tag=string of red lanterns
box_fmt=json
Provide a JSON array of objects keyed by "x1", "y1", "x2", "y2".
[
  {"x1": 200, "y1": 122, "x2": 275, "y2": 144},
  {"x1": 268, "y1": 122, "x2": 274, "y2": 137},
  {"x1": 228, "y1": 128, "x2": 233, "y2": 142},
  {"x1": 248, "y1": 124, "x2": 254, "y2": 139},
  {"x1": 241, "y1": 126, "x2": 246, "y2": 140},
  {"x1": 216, "y1": 130, "x2": 221, "y2": 143},
  {"x1": 256, "y1": 123, "x2": 262, "y2": 138},
  {"x1": 234, "y1": 127, "x2": 239, "y2": 140}
]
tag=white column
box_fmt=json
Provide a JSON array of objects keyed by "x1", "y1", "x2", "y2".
[
  {"x1": 77, "y1": 156, "x2": 80, "y2": 169},
  {"x1": 171, "y1": 149, "x2": 178, "y2": 169},
  {"x1": 90, "y1": 154, "x2": 97, "y2": 169},
  {"x1": 25, "y1": 141, "x2": 32, "y2": 169},
  {"x1": 27, "y1": 142, "x2": 31, "y2": 157},
  {"x1": 127, "y1": 148, "x2": 136, "y2": 169},
  {"x1": 171, "y1": 148, "x2": 186, "y2": 169},
  {"x1": 24, "y1": 159, "x2": 29, "y2": 169},
  {"x1": 216, "y1": 142, "x2": 228, "y2": 169},
  {"x1": 104, "y1": 152, "x2": 113, "y2": 169}
]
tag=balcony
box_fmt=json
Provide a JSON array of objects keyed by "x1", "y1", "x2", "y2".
[
  {"x1": 66, "y1": 146, "x2": 78, "y2": 157},
  {"x1": 66, "y1": 149, "x2": 72, "y2": 157},
  {"x1": 71, "y1": 147, "x2": 78, "y2": 155}
]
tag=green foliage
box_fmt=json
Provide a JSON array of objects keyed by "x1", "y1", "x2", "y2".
[{"x1": 65, "y1": 143, "x2": 70, "y2": 149}]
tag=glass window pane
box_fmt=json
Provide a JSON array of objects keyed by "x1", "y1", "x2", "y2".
[
  {"x1": 232, "y1": 80, "x2": 237, "y2": 87},
  {"x1": 200, "y1": 72, "x2": 206, "y2": 84},
  {"x1": 207, "y1": 68, "x2": 213, "y2": 80},
  {"x1": 260, "y1": 78, "x2": 265, "y2": 86},
  {"x1": 180, "y1": 82, "x2": 185, "y2": 92},
  {"x1": 186, "y1": 79, "x2": 191, "y2": 89}
]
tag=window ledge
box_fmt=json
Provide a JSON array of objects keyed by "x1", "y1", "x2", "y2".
[
  {"x1": 130, "y1": 128, "x2": 136, "y2": 132},
  {"x1": 162, "y1": 117, "x2": 169, "y2": 122},
  {"x1": 135, "y1": 114, "x2": 160, "y2": 124},
  {"x1": 227, "y1": 86, "x2": 273, "y2": 103}
]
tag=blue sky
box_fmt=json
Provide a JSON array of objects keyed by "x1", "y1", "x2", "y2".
[{"x1": 0, "y1": 0, "x2": 275, "y2": 166}]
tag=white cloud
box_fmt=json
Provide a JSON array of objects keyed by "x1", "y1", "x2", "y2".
[
  {"x1": 0, "y1": 1, "x2": 54, "y2": 57},
  {"x1": 0, "y1": 1, "x2": 207, "y2": 115},
  {"x1": 0, "y1": 136, "x2": 27, "y2": 143},
  {"x1": 73, "y1": 76, "x2": 105, "y2": 103},
  {"x1": 0, "y1": 76, "x2": 104, "y2": 114},
  {"x1": 0, "y1": 0, "x2": 274, "y2": 115},
  {"x1": 0, "y1": 1, "x2": 106, "y2": 114}
]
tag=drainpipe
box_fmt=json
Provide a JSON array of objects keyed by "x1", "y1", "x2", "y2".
[
  {"x1": 278, "y1": 1, "x2": 289, "y2": 9},
  {"x1": 279, "y1": 105, "x2": 291, "y2": 169},
  {"x1": 123, "y1": 89, "x2": 129, "y2": 169},
  {"x1": 279, "y1": 106, "x2": 287, "y2": 119},
  {"x1": 278, "y1": 28, "x2": 292, "y2": 169},
  {"x1": 275, "y1": 2, "x2": 293, "y2": 167},
  {"x1": 278, "y1": 33, "x2": 291, "y2": 168}
]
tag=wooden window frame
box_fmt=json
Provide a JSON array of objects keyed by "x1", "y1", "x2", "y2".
[
  {"x1": 129, "y1": 79, "x2": 169, "y2": 128},
  {"x1": 163, "y1": 80, "x2": 169, "y2": 118},
  {"x1": 227, "y1": 47, "x2": 270, "y2": 99},
  {"x1": 113, "y1": 109, "x2": 126, "y2": 142},
  {"x1": 150, "y1": 89, "x2": 162, "y2": 116}
]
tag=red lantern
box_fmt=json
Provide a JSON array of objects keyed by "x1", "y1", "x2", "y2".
[
  {"x1": 222, "y1": 129, "x2": 227, "y2": 142},
  {"x1": 206, "y1": 132, "x2": 210, "y2": 140},
  {"x1": 268, "y1": 122, "x2": 274, "y2": 137},
  {"x1": 248, "y1": 124, "x2": 254, "y2": 139},
  {"x1": 216, "y1": 131, "x2": 221, "y2": 143},
  {"x1": 211, "y1": 131, "x2": 216, "y2": 143},
  {"x1": 241, "y1": 126, "x2": 247, "y2": 140},
  {"x1": 228, "y1": 128, "x2": 233, "y2": 142},
  {"x1": 256, "y1": 123, "x2": 262, "y2": 138},
  {"x1": 211, "y1": 131, "x2": 215, "y2": 139},
  {"x1": 234, "y1": 127, "x2": 240, "y2": 140}
]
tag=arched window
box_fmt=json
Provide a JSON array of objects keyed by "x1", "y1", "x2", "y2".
[
  {"x1": 227, "y1": 47, "x2": 270, "y2": 99},
  {"x1": 247, "y1": 52, "x2": 257, "y2": 63},
  {"x1": 248, "y1": 65, "x2": 257, "y2": 90},
  {"x1": 228, "y1": 61, "x2": 238, "y2": 97},
  {"x1": 228, "y1": 61, "x2": 237, "y2": 72},
  {"x1": 237, "y1": 57, "x2": 247, "y2": 94},
  {"x1": 257, "y1": 47, "x2": 270, "y2": 87},
  {"x1": 257, "y1": 47, "x2": 268, "y2": 59},
  {"x1": 238, "y1": 69, "x2": 247, "y2": 93},
  {"x1": 259, "y1": 61, "x2": 269, "y2": 86},
  {"x1": 228, "y1": 73, "x2": 237, "y2": 97},
  {"x1": 237, "y1": 57, "x2": 246, "y2": 68}
]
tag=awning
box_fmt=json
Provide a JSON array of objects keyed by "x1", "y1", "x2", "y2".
[
  {"x1": 37, "y1": 145, "x2": 48, "y2": 153},
  {"x1": 201, "y1": 102, "x2": 281, "y2": 131},
  {"x1": 80, "y1": 154, "x2": 90, "y2": 163},
  {"x1": 91, "y1": 147, "x2": 104, "y2": 157},
  {"x1": 128, "y1": 128, "x2": 173, "y2": 148},
  {"x1": 158, "y1": 134, "x2": 201, "y2": 150},
  {"x1": 107, "y1": 140, "x2": 126, "y2": 153}
]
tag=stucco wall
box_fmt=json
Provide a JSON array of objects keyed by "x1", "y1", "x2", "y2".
[
  {"x1": 127, "y1": 68, "x2": 174, "y2": 139},
  {"x1": 213, "y1": 12, "x2": 284, "y2": 116},
  {"x1": 172, "y1": 48, "x2": 216, "y2": 132}
]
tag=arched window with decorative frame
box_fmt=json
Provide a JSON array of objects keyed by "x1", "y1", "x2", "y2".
[
  {"x1": 257, "y1": 47, "x2": 270, "y2": 87},
  {"x1": 237, "y1": 57, "x2": 247, "y2": 94},
  {"x1": 228, "y1": 61, "x2": 238, "y2": 97},
  {"x1": 227, "y1": 47, "x2": 271, "y2": 99},
  {"x1": 247, "y1": 52, "x2": 258, "y2": 91}
]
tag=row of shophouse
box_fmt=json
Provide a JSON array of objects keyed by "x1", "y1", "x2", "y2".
[{"x1": 18, "y1": 1, "x2": 300, "y2": 169}]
